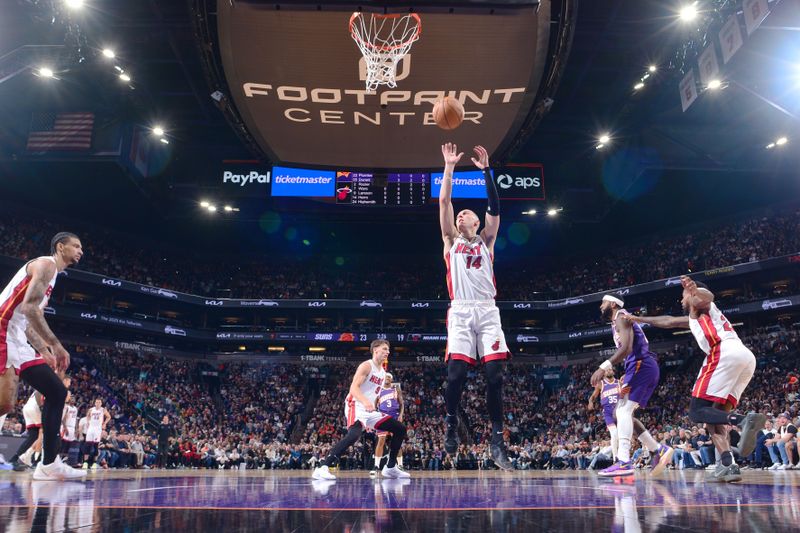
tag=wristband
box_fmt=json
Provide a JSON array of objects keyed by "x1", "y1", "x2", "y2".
[{"x1": 599, "y1": 360, "x2": 613, "y2": 371}]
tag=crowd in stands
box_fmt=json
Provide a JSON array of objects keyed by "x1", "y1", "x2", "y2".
[
  {"x1": 2, "y1": 325, "x2": 799, "y2": 472},
  {"x1": 1, "y1": 207, "x2": 798, "y2": 300}
]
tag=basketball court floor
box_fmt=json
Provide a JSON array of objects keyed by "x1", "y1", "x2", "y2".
[{"x1": 2, "y1": 470, "x2": 799, "y2": 532}]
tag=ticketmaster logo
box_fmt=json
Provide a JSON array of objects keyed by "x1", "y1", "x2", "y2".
[
  {"x1": 274, "y1": 174, "x2": 333, "y2": 184},
  {"x1": 433, "y1": 177, "x2": 484, "y2": 186}
]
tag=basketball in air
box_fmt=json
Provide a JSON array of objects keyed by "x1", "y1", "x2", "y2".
[{"x1": 432, "y1": 96, "x2": 465, "y2": 130}]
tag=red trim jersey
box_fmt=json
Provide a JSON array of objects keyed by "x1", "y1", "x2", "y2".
[
  {"x1": 445, "y1": 235, "x2": 496, "y2": 301},
  {"x1": 689, "y1": 303, "x2": 740, "y2": 355}
]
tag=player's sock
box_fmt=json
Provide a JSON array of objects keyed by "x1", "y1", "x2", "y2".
[
  {"x1": 374, "y1": 456, "x2": 381, "y2": 469},
  {"x1": 0, "y1": 414, "x2": 7, "y2": 432},
  {"x1": 397, "y1": 456, "x2": 403, "y2": 468},
  {"x1": 485, "y1": 361, "x2": 505, "y2": 444},
  {"x1": 609, "y1": 426, "x2": 619, "y2": 460},
  {"x1": 720, "y1": 450, "x2": 735, "y2": 467},
  {"x1": 638, "y1": 430, "x2": 660, "y2": 453}
]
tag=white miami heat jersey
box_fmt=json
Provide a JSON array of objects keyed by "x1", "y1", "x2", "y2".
[
  {"x1": 346, "y1": 360, "x2": 386, "y2": 408},
  {"x1": 0, "y1": 257, "x2": 58, "y2": 347},
  {"x1": 445, "y1": 235, "x2": 496, "y2": 301},
  {"x1": 62, "y1": 404, "x2": 78, "y2": 441},
  {"x1": 689, "y1": 302, "x2": 741, "y2": 355},
  {"x1": 87, "y1": 406, "x2": 104, "y2": 432}
]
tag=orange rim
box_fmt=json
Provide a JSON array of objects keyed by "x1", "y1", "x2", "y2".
[{"x1": 349, "y1": 12, "x2": 421, "y2": 52}]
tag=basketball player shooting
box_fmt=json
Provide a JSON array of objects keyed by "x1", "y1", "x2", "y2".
[
  {"x1": 312, "y1": 340, "x2": 410, "y2": 480},
  {"x1": 623, "y1": 276, "x2": 766, "y2": 483},
  {"x1": 439, "y1": 142, "x2": 513, "y2": 471},
  {"x1": 0, "y1": 232, "x2": 86, "y2": 480}
]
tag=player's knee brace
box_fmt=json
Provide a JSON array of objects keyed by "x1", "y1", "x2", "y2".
[{"x1": 375, "y1": 417, "x2": 406, "y2": 441}]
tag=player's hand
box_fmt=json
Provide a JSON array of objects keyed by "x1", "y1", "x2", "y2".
[
  {"x1": 441, "y1": 143, "x2": 464, "y2": 166},
  {"x1": 621, "y1": 313, "x2": 640, "y2": 323},
  {"x1": 590, "y1": 368, "x2": 605, "y2": 387},
  {"x1": 53, "y1": 344, "x2": 70, "y2": 373},
  {"x1": 470, "y1": 145, "x2": 489, "y2": 170},
  {"x1": 40, "y1": 346, "x2": 57, "y2": 369}
]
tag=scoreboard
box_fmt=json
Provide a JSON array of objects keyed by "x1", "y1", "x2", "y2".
[{"x1": 335, "y1": 172, "x2": 428, "y2": 206}]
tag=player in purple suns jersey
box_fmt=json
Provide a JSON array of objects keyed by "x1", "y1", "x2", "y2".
[
  {"x1": 591, "y1": 295, "x2": 673, "y2": 477},
  {"x1": 370, "y1": 373, "x2": 405, "y2": 476},
  {"x1": 588, "y1": 368, "x2": 621, "y2": 462}
]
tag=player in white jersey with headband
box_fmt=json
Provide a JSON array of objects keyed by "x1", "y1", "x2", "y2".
[
  {"x1": 439, "y1": 142, "x2": 513, "y2": 470},
  {"x1": 624, "y1": 276, "x2": 766, "y2": 483},
  {"x1": 0, "y1": 232, "x2": 86, "y2": 480},
  {"x1": 312, "y1": 340, "x2": 409, "y2": 481}
]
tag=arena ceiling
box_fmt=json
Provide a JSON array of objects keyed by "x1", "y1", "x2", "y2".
[{"x1": 0, "y1": 0, "x2": 798, "y2": 256}]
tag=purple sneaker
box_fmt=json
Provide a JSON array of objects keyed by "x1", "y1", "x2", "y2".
[
  {"x1": 598, "y1": 461, "x2": 634, "y2": 477},
  {"x1": 649, "y1": 445, "x2": 674, "y2": 477}
]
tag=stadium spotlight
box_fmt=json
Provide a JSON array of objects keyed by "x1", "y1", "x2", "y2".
[
  {"x1": 65, "y1": 0, "x2": 84, "y2": 9},
  {"x1": 207, "y1": 205, "x2": 217, "y2": 213},
  {"x1": 101, "y1": 48, "x2": 115, "y2": 59},
  {"x1": 200, "y1": 200, "x2": 210, "y2": 207},
  {"x1": 547, "y1": 208, "x2": 558, "y2": 217},
  {"x1": 37, "y1": 67, "x2": 54, "y2": 78},
  {"x1": 224, "y1": 205, "x2": 233, "y2": 212},
  {"x1": 159, "y1": 138, "x2": 169, "y2": 144},
  {"x1": 766, "y1": 142, "x2": 776, "y2": 149},
  {"x1": 679, "y1": 3, "x2": 698, "y2": 22},
  {"x1": 634, "y1": 82, "x2": 645, "y2": 90},
  {"x1": 152, "y1": 126, "x2": 164, "y2": 136},
  {"x1": 119, "y1": 73, "x2": 131, "y2": 82},
  {"x1": 707, "y1": 79, "x2": 722, "y2": 90},
  {"x1": 648, "y1": 65, "x2": 657, "y2": 73},
  {"x1": 522, "y1": 209, "x2": 537, "y2": 215},
  {"x1": 599, "y1": 134, "x2": 610, "y2": 144},
  {"x1": 776, "y1": 136, "x2": 788, "y2": 146}
]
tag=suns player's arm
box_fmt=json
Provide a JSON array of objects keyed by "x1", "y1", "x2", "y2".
[
  {"x1": 439, "y1": 143, "x2": 462, "y2": 254},
  {"x1": 681, "y1": 275, "x2": 714, "y2": 311},
  {"x1": 103, "y1": 408, "x2": 111, "y2": 429},
  {"x1": 471, "y1": 145, "x2": 500, "y2": 251},
  {"x1": 625, "y1": 314, "x2": 689, "y2": 329},
  {"x1": 349, "y1": 361, "x2": 375, "y2": 411},
  {"x1": 591, "y1": 315, "x2": 633, "y2": 386},
  {"x1": 587, "y1": 383, "x2": 601, "y2": 411}
]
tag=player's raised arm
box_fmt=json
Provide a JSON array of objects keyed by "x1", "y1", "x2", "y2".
[
  {"x1": 472, "y1": 145, "x2": 500, "y2": 250},
  {"x1": 682, "y1": 275, "x2": 714, "y2": 310},
  {"x1": 439, "y1": 143, "x2": 461, "y2": 248}
]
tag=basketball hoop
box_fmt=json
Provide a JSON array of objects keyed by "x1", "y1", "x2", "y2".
[{"x1": 349, "y1": 12, "x2": 421, "y2": 91}]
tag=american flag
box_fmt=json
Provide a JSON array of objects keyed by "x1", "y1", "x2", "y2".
[{"x1": 26, "y1": 112, "x2": 94, "y2": 152}]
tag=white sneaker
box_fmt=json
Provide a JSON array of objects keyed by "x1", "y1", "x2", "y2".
[
  {"x1": 33, "y1": 457, "x2": 88, "y2": 481},
  {"x1": 778, "y1": 464, "x2": 788, "y2": 470},
  {"x1": 706, "y1": 464, "x2": 716, "y2": 470},
  {"x1": 381, "y1": 465, "x2": 411, "y2": 479},
  {"x1": 312, "y1": 465, "x2": 336, "y2": 480},
  {"x1": 369, "y1": 469, "x2": 377, "y2": 478},
  {"x1": 19, "y1": 450, "x2": 33, "y2": 467},
  {"x1": 769, "y1": 463, "x2": 781, "y2": 471}
]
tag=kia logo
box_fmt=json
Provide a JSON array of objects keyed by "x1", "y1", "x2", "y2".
[
  {"x1": 616, "y1": 289, "x2": 630, "y2": 296},
  {"x1": 513, "y1": 303, "x2": 531, "y2": 309},
  {"x1": 81, "y1": 313, "x2": 98, "y2": 319},
  {"x1": 205, "y1": 300, "x2": 223, "y2": 306},
  {"x1": 411, "y1": 302, "x2": 429, "y2": 308},
  {"x1": 102, "y1": 278, "x2": 122, "y2": 287},
  {"x1": 308, "y1": 301, "x2": 327, "y2": 307},
  {"x1": 217, "y1": 333, "x2": 232, "y2": 339}
]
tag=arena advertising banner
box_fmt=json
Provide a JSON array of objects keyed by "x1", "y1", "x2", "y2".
[
  {"x1": 216, "y1": 3, "x2": 550, "y2": 169},
  {"x1": 495, "y1": 163, "x2": 545, "y2": 200},
  {"x1": 271, "y1": 166, "x2": 336, "y2": 197},
  {"x1": 430, "y1": 170, "x2": 492, "y2": 199},
  {"x1": 220, "y1": 161, "x2": 271, "y2": 197}
]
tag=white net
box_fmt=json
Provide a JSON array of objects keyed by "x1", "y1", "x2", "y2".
[{"x1": 349, "y1": 12, "x2": 421, "y2": 91}]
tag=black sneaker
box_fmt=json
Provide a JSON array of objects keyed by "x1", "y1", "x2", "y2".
[
  {"x1": 737, "y1": 412, "x2": 767, "y2": 457},
  {"x1": 707, "y1": 463, "x2": 742, "y2": 483},
  {"x1": 490, "y1": 443, "x2": 514, "y2": 471},
  {"x1": 445, "y1": 424, "x2": 459, "y2": 455},
  {"x1": 12, "y1": 460, "x2": 30, "y2": 472}
]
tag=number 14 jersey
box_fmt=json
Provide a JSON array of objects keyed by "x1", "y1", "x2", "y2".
[{"x1": 445, "y1": 235, "x2": 496, "y2": 301}]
